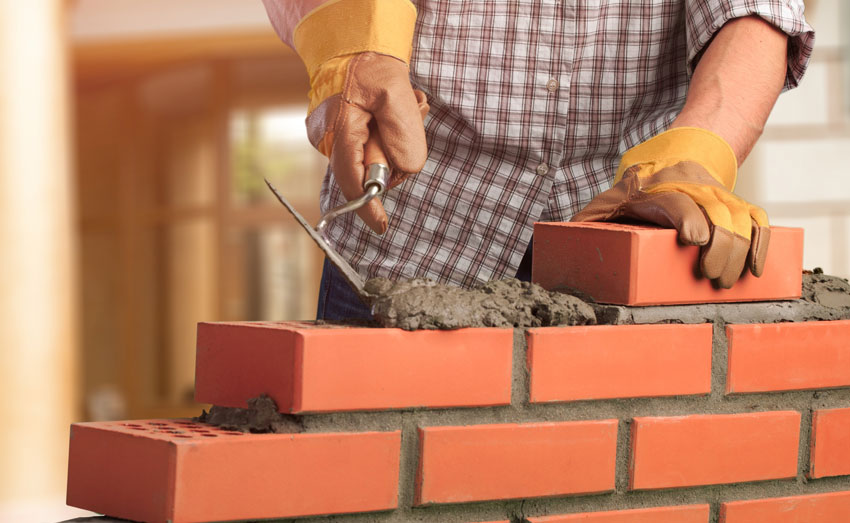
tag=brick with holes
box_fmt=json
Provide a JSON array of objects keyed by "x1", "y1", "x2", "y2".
[{"x1": 66, "y1": 419, "x2": 401, "y2": 522}]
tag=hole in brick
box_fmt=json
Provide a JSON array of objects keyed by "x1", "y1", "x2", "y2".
[
  {"x1": 222, "y1": 431, "x2": 244, "y2": 436},
  {"x1": 174, "y1": 421, "x2": 196, "y2": 425},
  {"x1": 190, "y1": 429, "x2": 210, "y2": 433},
  {"x1": 148, "y1": 422, "x2": 168, "y2": 426},
  {"x1": 174, "y1": 434, "x2": 192, "y2": 438},
  {"x1": 201, "y1": 434, "x2": 218, "y2": 438}
]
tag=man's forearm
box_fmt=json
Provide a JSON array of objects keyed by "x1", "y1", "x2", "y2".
[
  {"x1": 261, "y1": 0, "x2": 329, "y2": 48},
  {"x1": 670, "y1": 16, "x2": 788, "y2": 165}
]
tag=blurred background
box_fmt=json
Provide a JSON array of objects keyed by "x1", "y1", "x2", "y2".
[{"x1": 0, "y1": 0, "x2": 847, "y2": 521}]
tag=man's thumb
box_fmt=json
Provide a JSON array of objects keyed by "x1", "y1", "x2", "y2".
[{"x1": 356, "y1": 198, "x2": 389, "y2": 235}]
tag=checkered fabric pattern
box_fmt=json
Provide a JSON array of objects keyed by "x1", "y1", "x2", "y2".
[{"x1": 319, "y1": 0, "x2": 814, "y2": 288}]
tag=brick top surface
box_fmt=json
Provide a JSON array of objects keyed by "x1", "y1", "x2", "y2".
[
  {"x1": 71, "y1": 419, "x2": 394, "y2": 443},
  {"x1": 205, "y1": 320, "x2": 513, "y2": 333}
]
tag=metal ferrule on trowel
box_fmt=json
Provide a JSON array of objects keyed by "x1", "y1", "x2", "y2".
[{"x1": 265, "y1": 133, "x2": 391, "y2": 307}]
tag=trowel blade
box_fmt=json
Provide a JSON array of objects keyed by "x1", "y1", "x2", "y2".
[{"x1": 264, "y1": 179, "x2": 372, "y2": 305}]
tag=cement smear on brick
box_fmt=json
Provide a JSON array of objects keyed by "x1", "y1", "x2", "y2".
[
  {"x1": 366, "y1": 277, "x2": 596, "y2": 330},
  {"x1": 196, "y1": 394, "x2": 303, "y2": 434}
]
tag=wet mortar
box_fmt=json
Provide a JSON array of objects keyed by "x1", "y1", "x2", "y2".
[
  {"x1": 365, "y1": 277, "x2": 596, "y2": 330},
  {"x1": 195, "y1": 394, "x2": 303, "y2": 434}
]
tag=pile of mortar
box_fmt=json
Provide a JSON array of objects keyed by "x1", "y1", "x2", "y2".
[{"x1": 363, "y1": 277, "x2": 597, "y2": 330}]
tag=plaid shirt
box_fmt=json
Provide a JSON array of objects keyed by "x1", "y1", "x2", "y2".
[{"x1": 320, "y1": 0, "x2": 814, "y2": 288}]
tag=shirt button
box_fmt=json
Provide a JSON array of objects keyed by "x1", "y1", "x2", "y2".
[
  {"x1": 536, "y1": 163, "x2": 550, "y2": 176},
  {"x1": 546, "y1": 78, "x2": 559, "y2": 92}
]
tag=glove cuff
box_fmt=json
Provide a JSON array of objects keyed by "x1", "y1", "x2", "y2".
[
  {"x1": 294, "y1": 0, "x2": 418, "y2": 76},
  {"x1": 614, "y1": 127, "x2": 738, "y2": 191}
]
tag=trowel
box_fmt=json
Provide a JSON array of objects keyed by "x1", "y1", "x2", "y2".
[{"x1": 264, "y1": 134, "x2": 392, "y2": 307}]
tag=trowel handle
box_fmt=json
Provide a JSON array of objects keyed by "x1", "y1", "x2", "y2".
[{"x1": 363, "y1": 123, "x2": 390, "y2": 193}]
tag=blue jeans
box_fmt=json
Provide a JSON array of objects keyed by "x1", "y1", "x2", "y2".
[{"x1": 316, "y1": 238, "x2": 534, "y2": 321}]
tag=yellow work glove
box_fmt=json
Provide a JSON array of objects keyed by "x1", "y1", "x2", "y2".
[
  {"x1": 571, "y1": 127, "x2": 770, "y2": 289},
  {"x1": 294, "y1": 0, "x2": 429, "y2": 234}
]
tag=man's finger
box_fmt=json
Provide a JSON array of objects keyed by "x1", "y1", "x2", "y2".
[
  {"x1": 372, "y1": 98, "x2": 428, "y2": 174},
  {"x1": 705, "y1": 191, "x2": 760, "y2": 284},
  {"x1": 386, "y1": 90, "x2": 431, "y2": 189},
  {"x1": 355, "y1": 198, "x2": 389, "y2": 235},
  {"x1": 332, "y1": 105, "x2": 368, "y2": 201},
  {"x1": 622, "y1": 191, "x2": 711, "y2": 246},
  {"x1": 331, "y1": 104, "x2": 388, "y2": 234},
  {"x1": 716, "y1": 229, "x2": 750, "y2": 288},
  {"x1": 700, "y1": 226, "x2": 749, "y2": 288},
  {"x1": 571, "y1": 180, "x2": 634, "y2": 223},
  {"x1": 747, "y1": 221, "x2": 771, "y2": 277}
]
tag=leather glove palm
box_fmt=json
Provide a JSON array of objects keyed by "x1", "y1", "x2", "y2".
[
  {"x1": 294, "y1": 0, "x2": 429, "y2": 234},
  {"x1": 572, "y1": 127, "x2": 770, "y2": 289}
]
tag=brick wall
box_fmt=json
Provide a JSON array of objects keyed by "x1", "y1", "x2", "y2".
[
  {"x1": 65, "y1": 223, "x2": 850, "y2": 522},
  {"x1": 68, "y1": 314, "x2": 850, "y2": 523}
]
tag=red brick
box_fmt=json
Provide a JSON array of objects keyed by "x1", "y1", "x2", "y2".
[
  {"x1": 416, "y1": 420, "x2": 618, "y2": 505},
  {"x1": 529, "y1": 504, "x2": 710, "y2": 522},
  {"x1": 532, "y1": 222, "x2": 802, "y2": 305},
  {"x1": 527, "y1": 324, "x2": 712, "y2": 402},
  {"x1": 195, "y1": 322, "x2": 513, "y2": 413},
  {"x1": 726, "y1": 320, "x2": 850, "y2": 394},
  {"x1": 810, "y1": 407, "x2": 850, "y2": 478},
  {"x1": 630, "y1": 411, "x2": 800, "y2": 490},
  {"x1": 66, "y1": 419, "x2": 400, "y2": 523},
  {"x1": 720, "y1": 491, "x2": 850, "y2": 522}
]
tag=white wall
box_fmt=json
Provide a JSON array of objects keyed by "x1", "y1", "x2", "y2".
[{"x1": 738, "y1": 0, "x2": 850, "y2": 278}]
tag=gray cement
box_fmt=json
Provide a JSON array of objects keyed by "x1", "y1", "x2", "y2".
[
  {"x1": 595, "y1": 273, "x2": 850, "y2": 326},
  {"x1": 366, "y1": 273, "x2": 850, "y2": 330},
  {"x1": 366, "y1": 277, "x2": 596, "y2": 330},
  {"x1": 196, "y1": 394, "x2": 303, "y2": 434}
]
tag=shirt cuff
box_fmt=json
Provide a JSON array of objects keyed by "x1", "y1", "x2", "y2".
[{"x1": 685, "y1": 0, "x2": 815, "y2": 90}]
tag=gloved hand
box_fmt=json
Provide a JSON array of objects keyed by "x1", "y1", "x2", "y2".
[
  {"x1": 571, "y1": 127, "x2": 770, "y2": 289},
  {"x1": 294, "y1": 0, "x2": 429, "y2": 234}
]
